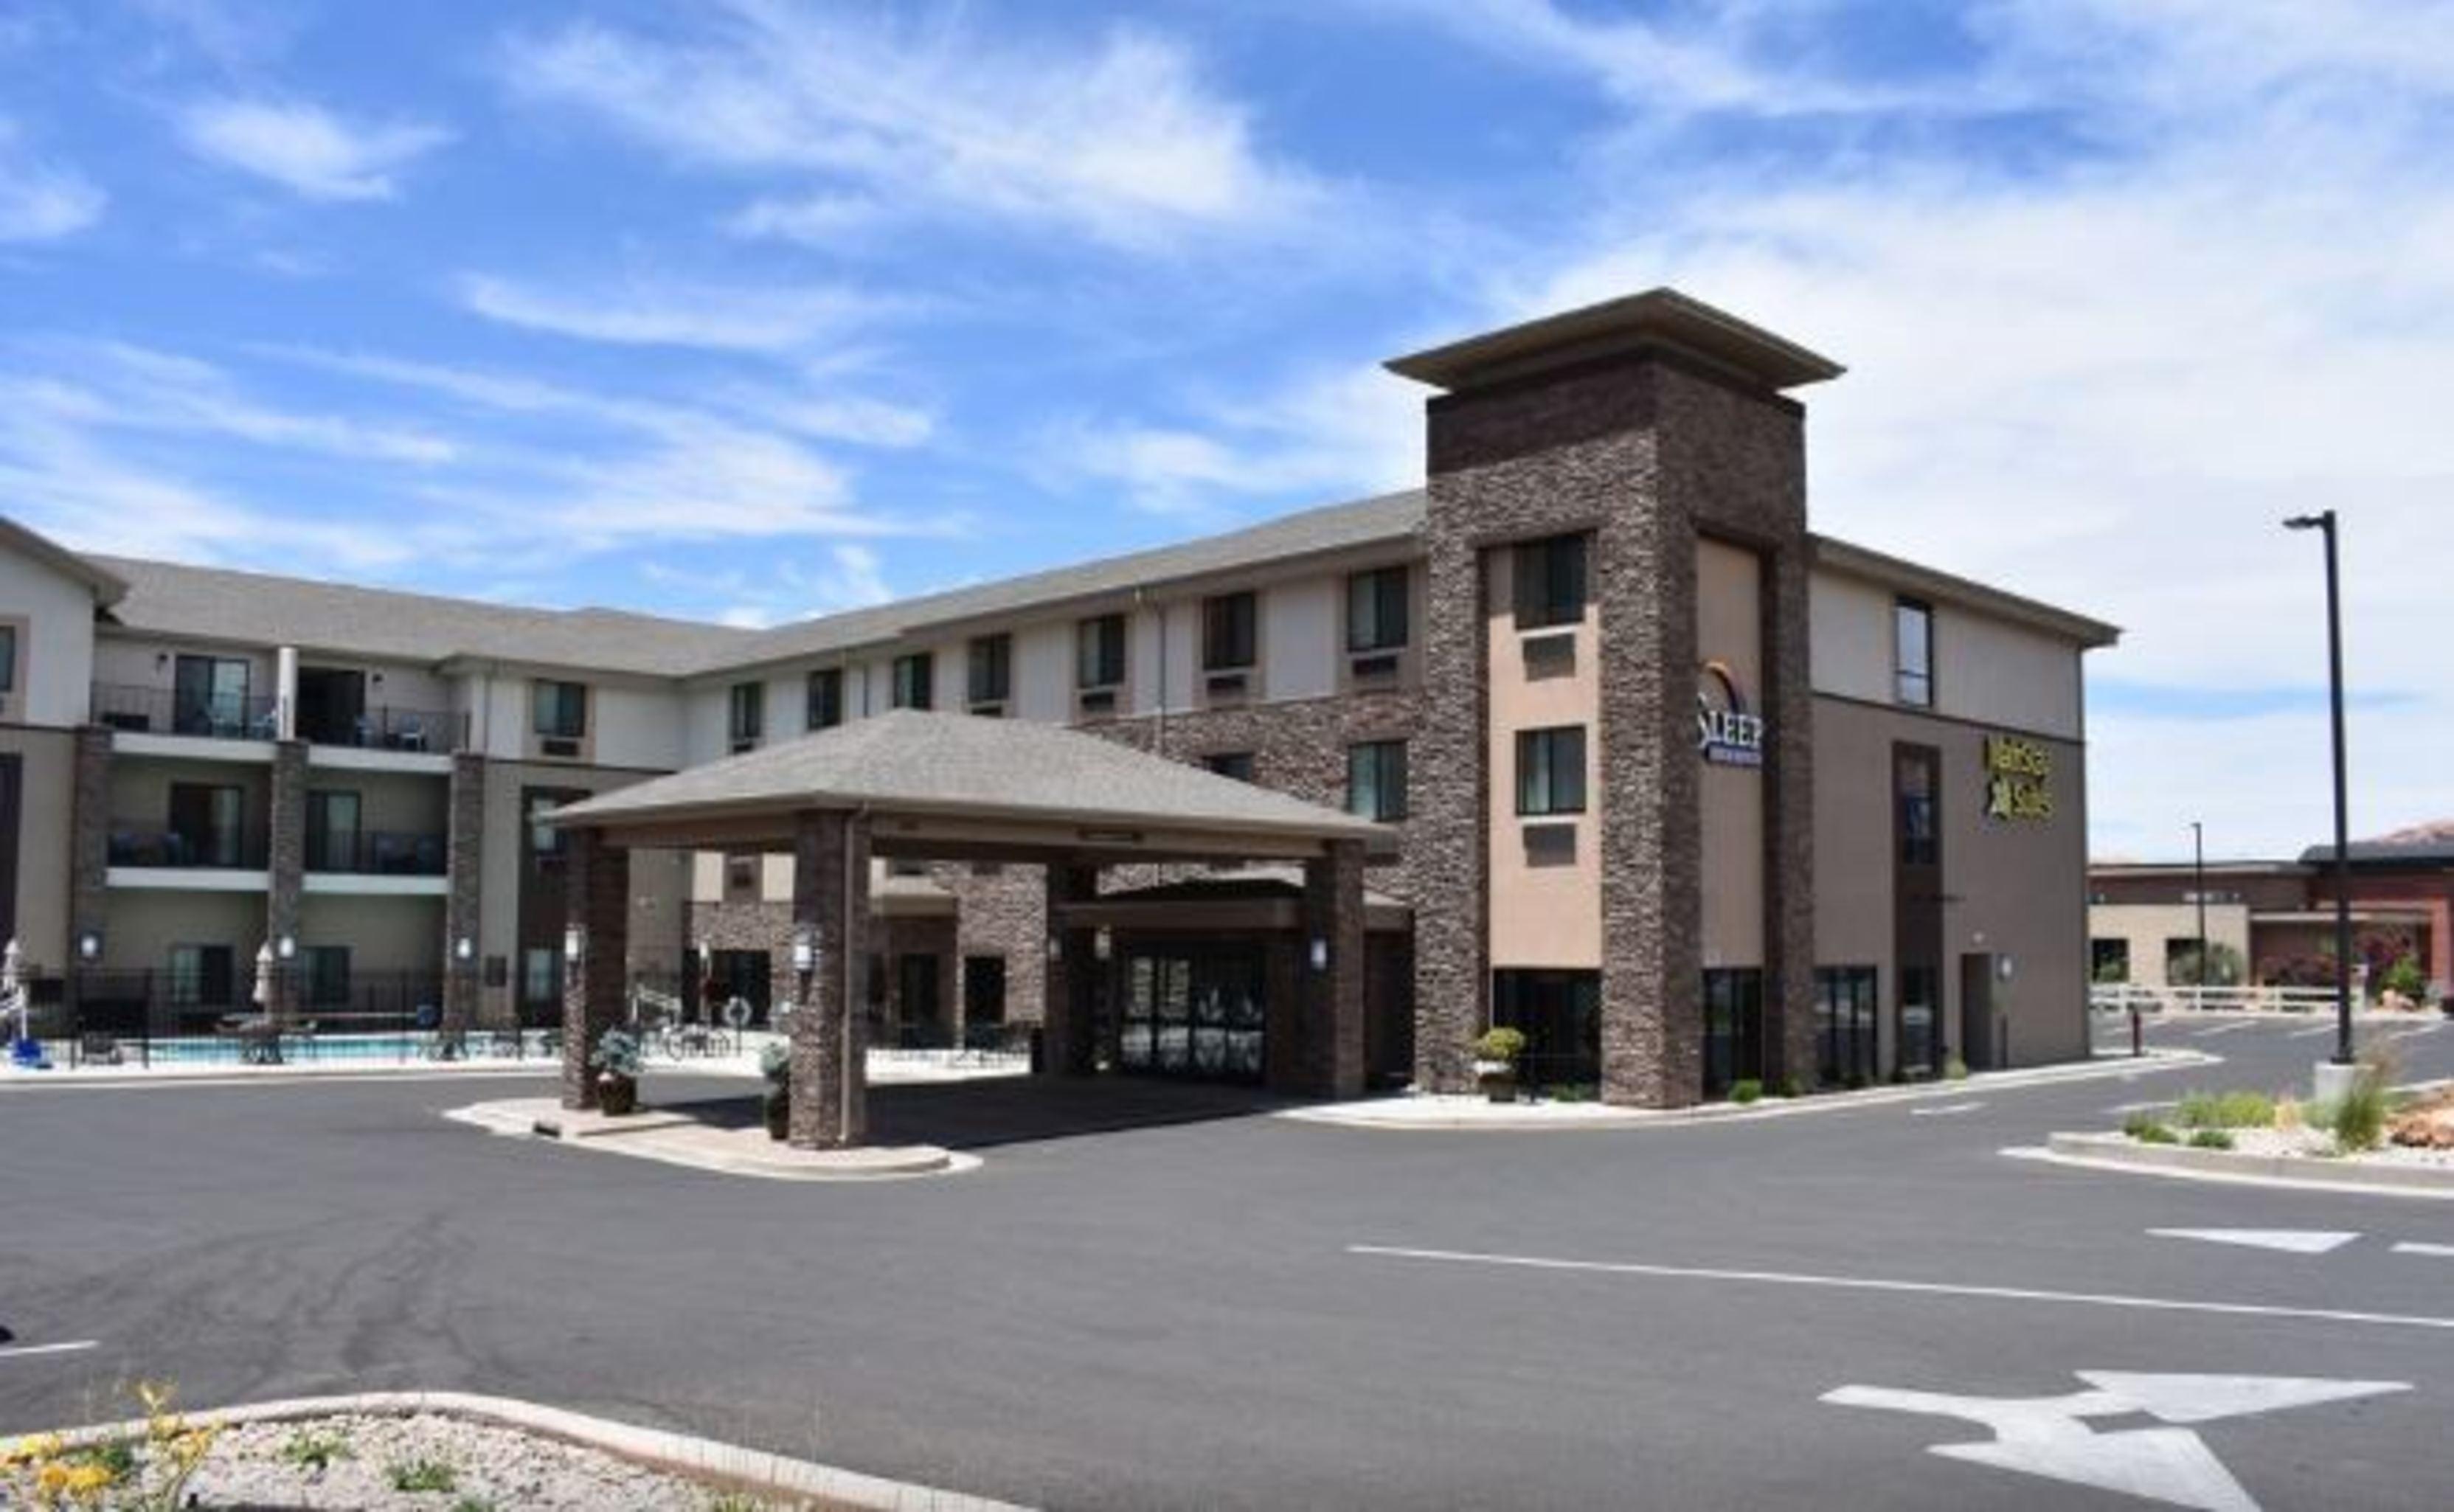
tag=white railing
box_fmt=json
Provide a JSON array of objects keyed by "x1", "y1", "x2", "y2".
[{"x1": 2091, "y1": 982, "x2": 2350, "y2": 1015}]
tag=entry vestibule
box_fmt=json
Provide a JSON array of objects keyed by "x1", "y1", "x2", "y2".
[{"x1": 544, "y1": 711, "x2": 1388, "y2": 1150}]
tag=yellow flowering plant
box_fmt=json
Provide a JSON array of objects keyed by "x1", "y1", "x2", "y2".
[{"x1": 0, "y1": 1380, "x2": 220, "y2": 1511}]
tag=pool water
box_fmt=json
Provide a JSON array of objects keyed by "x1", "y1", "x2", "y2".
[{"x1": 72, "y1": 1032, "x2": 554, "y2": 1066}]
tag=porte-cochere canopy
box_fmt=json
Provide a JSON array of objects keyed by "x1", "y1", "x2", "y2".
[{"x1": 543, "y1": 711, "x2": 1390, "y2": 1149}]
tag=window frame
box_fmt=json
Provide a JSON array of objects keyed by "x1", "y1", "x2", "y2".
[
  {"x1": 1894, "y1": 597, "x2": 1935, "y2": 708},
  {"x1": 1346, "y1": 566, "x2": 1410, "y2": 653},
  {"x1": 531, "y1": 679, "x2": 588, "y2": 740},
  {"x1": 1076, "y1": 614, "x2": 1128, "y2": 690},
  {"x1": 0, "y1": 623, "x2": 15, "y2": 693},
  {"x1": 1514, "y1": 534, "x2": 1590, "y2": 631},
  {"x1": 967, "y1": 634, "x2": 1011, "y2": 706},
  {"x1": 1202, "y1": 591, "x2": 1258, "y2": 672},
  {"x1": 1202, "y1": 751, "x2": 1256, "y2": 783},
  {"x1": 1515, "y1": 726, "x2": 1588, "y2": 816},
  {"x1": 1347, "y1": 739, "x2": 1408, "y2": 821},
  {"x1": 728, "y1": 681, "x2": 765, "y2": 749},
  {"x1": 805, "y1": 667, "x2": 843, "y2": 731},
  {"x1": 891, "y1": 652, "x2": 935, "y2": 710}
]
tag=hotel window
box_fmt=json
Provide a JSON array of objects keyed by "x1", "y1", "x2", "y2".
[
  {"x1": 303, "y1": 946, "x2": 351, "y2": 1009},
  {"x1": 521, "y1": 949, "x2": 560, "y2": 1010},
  {"x1": 167, "y1": 945, "x2": 235, "y2": 1008},
  {"x1": 1514, "y1": 533, "x2": 1589, "y2": 630},
  {"x1": 1348, "y1": 740, "x2": 1407, "y2": 822},
  {"x1": 2093, "y1": 937, "x2": 2131, "y2": 984},
  {"x1": 173, "y1": 654, "x2": 254, "y2": 737},
  {"x1": 892, "y1": 652, "x2": 934, "y2": 710},
  {"x1": 524, "y1": 788, "x2": 582, "y2": 871},
  {"x1": 0, "y1": 623, "x2": 15, "y2": 693},
  {"x1": 1347, "y1": 566, "x2": 1410, "y2": 653},
  {"x1": 1077, "y1": 614, "x2": 1127, "y2": 688},
  {"x1": 1516, "y1": 726, "x2": 1587, "y2": 816},
  {"x1": 967, "y1": 634, "x2": 1011, "y2": 708},
  {"x1": 532, "y1": 680, "x2": 587, "y2": 741},
  {"x1": 1814, "y1": 966, "x2": 1879, "y2": 1087},
  {"x1": 1203, "y1": 591, "x2": 1258, "y2": 670},
  {"x1": 728, "y1": 682, "x2": 764, "y2": 753},
  {"x1": 305, "y1": 790, "x2": 361, "y2": 873},
  {"x1": 1491, "y1": 969, "x2": 1601, "y2": 1089},
  {"x1": 1204, "y1": 751, "x2": 1255, "y2": 783},
  {"x1": 1896, "y1": 745, "x2": 1939, "y2": 867},
  {"x1": 167, "y1": 781, "x2": 246, "y2": 867},
  {"x1": 1895, "y1": 597, "x2": 1934, "y2": 707},
  {"x1": 805, "y1": 667, "x2": 843, "y2": 731}
]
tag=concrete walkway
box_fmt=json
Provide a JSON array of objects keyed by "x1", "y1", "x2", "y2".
[
  {"x1": 1279, "y1": 1049, "x2": 2214, "y2": 1131},
  {"x1": 447, "y1": 1095, "x2": 975, "y2": 1180}
]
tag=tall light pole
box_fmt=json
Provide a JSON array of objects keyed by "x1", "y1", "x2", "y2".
[
  {"x1": 2284, "y1": 510, "x2": 2354, "y2": 1067},
  {"x1": 2190, "y1": 820, "x2": 2208, "y2": 1002}
]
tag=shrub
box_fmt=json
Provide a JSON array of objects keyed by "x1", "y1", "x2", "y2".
[
  {"x1": 2275, "y1": 1095, "x2": 2304, "y2": 1132},
  {"x1": 388, "y1": 1456, "x2": 460, "y2": 1494},
  {"x1": 2331, "y1": 1053, "x2": 2396, "y2": 1154},
  {"x1": 589, "y1": 1028, "x2": 643, "y2": 1080},
  {"x1": 280, "y1": 1426, "x2": 354, "y2": 1473},
  {"x1": 1543, "y1": 1083, "x2": 1596, "y2": 1103},
  {"x1": 2188, "y1": 1128, "x2": 2236, "y2": 1151},
  {"x1": 2176, "y1": 1089, "x2": 2275, "y2": 1130},
  {"x1": 2169, "y1": 941, "x2": 2247, "y2": 988},
  {"x1": 1942, "y1": 1055, "x2": 1969, "y2": 1082},
  {"x1": 2123, "y1": 1113, "x2": 2178, "y2": 1144},
  {"x1": 1778, "y1": 1075, "x2": 1809, "y2": 1100},
  {"x1": 2382, "y1": 954, "x2": 2428, "y2": 1002},
  {"x1": 1472, "y1": 1027, "x2": 1526, "y2": 1066},
  {"x1": 758, "y1": 1040, "x2": 790, "y2": 1086},
  {"x1": 1730, "y1": 1078, "x2": 1763, "y2": 1105}
]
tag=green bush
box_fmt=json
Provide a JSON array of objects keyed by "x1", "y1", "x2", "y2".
[
  {"x1": 2188, "y1": 1128, "x2": 2236, "y2": 1151},
  {"x1": 1542, "y1": 1083, "x2": 1596, "y2": 1103},
  {"x1": 2123, "y1": 1113, "x2": 2179, "y2": 1144},
  {"x1": 1729, "y1": 1078, "x2": 1763, "y2": 1105},
  {"x1": 1942, "y1": 1055, "x2": 1969, "y2": 1082},
  {"x1": 280, "y1": 1426, "x2": 354, "y2": 1473},
  {"x1": 758, "y1": 1040, "x2": 790, "y2": 1086},
  {"x1": 2382, "y1": 954, "x2": 2428, "y2": 1001},
  {"x1": 1473, "y1": 1027, "x2": 1526, "y2": 1065},
  {"x1": 1778, "y1": 1075, "x2": 1809, "y2": 1100},
  {"x1": 588, "y1": 1028, "x2": 643, "y2": 1080},
  {"x1": 388, "y1": 1457, "x2": 460, "y2": 1494},
  {"x1": 2332, "y1": 1058, "x2": 2395, "y2": 1153},
  {"x1": 2176, "y1": 1089, "x2": 2276, "y2": 1130}
]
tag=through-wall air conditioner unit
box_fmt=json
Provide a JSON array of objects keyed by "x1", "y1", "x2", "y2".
[
  {"x1": 1205, "y1": 672, "x2": 1249, "y2": 700},
  {"x1": 1349, "y1": 653, "x2": 1400, "y2": 684},
  {"x1": 1076, "y1": 688, "x2": 1117, "y2": 717},
  {"x1": 541, "y1": 737, "x2": 581, "y2": 759},
  {"x1": 970, "y1": 702, "x2": 1007, "y2": 719}
]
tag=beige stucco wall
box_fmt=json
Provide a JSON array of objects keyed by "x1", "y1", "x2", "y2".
[
  {"x1": 475, "y1": 760, "x2": 689, "y2": 976},
  {"x1": 1813, "y1": 697, "x2": 2093, "y2": 1070},
  {"x1": 1696, "y1": 537, "x2": 1767, "y2": 970},
  {"x1": 1808, "y1": 567, "x2": 2084, "y2": 742},
  {"x1": 1486, "y1": 547, "x2": 1601, "y2": 969},
  {"x1": 2087, "y1": 901, "x2": 2253, "y2": 986},
  {"x1": 0, "y1": 726, "x2": 74, "y2": 963},
  {"x1": 99, "y1": 889, "x2": 267, "y2": 978},
  {"x1": 107, "y1": 756, "x2": 274, "y2": 845},
  {"x1": 302, "y1": 767, "x2": 446, "y2": 837},
  {"x1": 92, "y1": 637, "x2": 276, "y2": 716},
  {"x1": 0, "y1": 544, "x2": 99, "y2": 727},
  {"x1": 297, "y1": 895, "x2": 446, "y2": 974}
]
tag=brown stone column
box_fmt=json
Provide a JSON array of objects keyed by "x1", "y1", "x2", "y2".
[
  {"x1": 559, "y1": 827, "x2": 629, "y2": 1110},
  {"x1": 66, "y1": 726, "x2": 111, "y2": 1015},
  {"x1": 1302, "y1": 839, "x2": 1369, "y2": 1098},
  {"x1": 443, "y1": 752, "x2": 485, "y2": 1037},
  {"x1": 1761, "y1": 544, "x2": 1817, "y2": 1090},
  {"x1": 788, "y1": 809, "x2": 870, "y2": 1149},
  {"x1": 1039, "y1": 862, "x2": 1100, "y2": 1076},
  {"x1": 266, "y1": 738, "x2": 308, "y2": 1024}
]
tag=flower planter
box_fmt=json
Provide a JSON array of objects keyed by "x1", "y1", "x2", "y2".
[
  {"x1": 1474, "y1": 1060, "x2": 1519, "y2": 1104},
  {"x1": 763, "y1": 1093, "x2": 790, "y2": 1142},
  {"x1": 596, "y1": 1072, "x2": 637, "y2": 1117}
]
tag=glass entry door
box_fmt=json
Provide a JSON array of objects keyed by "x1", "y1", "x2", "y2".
[{"x1": 1118, "y1": 945, "x2": 1265, "y2": 1081}]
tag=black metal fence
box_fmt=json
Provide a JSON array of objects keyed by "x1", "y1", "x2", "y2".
[
  {"x1": 304, "y1": 829, "x2": 446, "y2": 875},
  {"x1": 106, "y1": 822, "x2": 271, "y2": 870},
  {"x1": 91, "y1": 682, "x2": 280, "y2": 741},
  {"x1": 10, "y1": 969, "x2": 557, "y2": 1068}
]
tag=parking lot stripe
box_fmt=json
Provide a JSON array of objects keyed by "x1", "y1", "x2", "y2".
[
  {"x1": 2392, "y1": 1242, "x2": 2454, "y2": 1258},
  {"x1": 0, "y1": 1340, "x2": 97, "y2": 1362},
  {"x1": 1346, "y1": 1245, "x2": 2454, "y2": 1333}
]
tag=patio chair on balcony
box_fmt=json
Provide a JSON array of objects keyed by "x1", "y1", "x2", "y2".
[{"x1": 396, "y1": 716, "x2": 429, "y2": 752}]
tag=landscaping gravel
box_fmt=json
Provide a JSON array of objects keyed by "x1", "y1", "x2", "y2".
[
  {"x1": 173, "y1": 1412, "x2": 742, "y2": 1511},
  {"x1": 2228, "y1": 1126, "x2": 2454, "y2": 1166}
]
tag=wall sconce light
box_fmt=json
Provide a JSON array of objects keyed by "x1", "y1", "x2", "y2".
[
  {"x1": 454, "y1": 936, "x2": 475, "y2": 963},
  {"x1": 154, "y1": 653, "x2": 170, "y2": 671},
  {"x1": 790, "y1": 926, "x2": 817, "y2": 975},
  {"x1": 276, "y1": 935, "x2": 297, "y2": 961},
  {"x1": 1044, "y1": 934, "x2": 1063, "y2": 963},
  {"x1": 1094, "y1": 927, "x2": 1112, "y2": 963},
  {"x1": 76, "y1": 932, "x2": 103, "y2": 963},
  {"x1": 1309, "y1": 937, "x2": 1330, "y2": 972},
  {"x1": 563, "y1": 925, "x2": 585, "y2": 965}
]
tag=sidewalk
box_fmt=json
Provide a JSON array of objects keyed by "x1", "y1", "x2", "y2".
[
  {"x1": 4, "y1": 1043, "x2": 1029, "y2": 1090},
  {"x1": 446, "y1": 1096, "x2": 974, "y2": 1180},
  {"x1": 1278, "y1": 1049, "x2": 2213, "y2": 1131}
]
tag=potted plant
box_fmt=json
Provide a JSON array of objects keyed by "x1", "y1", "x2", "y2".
[
  {"x1": 1473, "y1": 1027, "x2": 1526, "y2": 1104},
  {"x1": 589, "y1": 1028, "x2": 643, "y2": 1116},
  {"x1": 760, "y1": 1041, "x2": 791, "y2": 1142}
]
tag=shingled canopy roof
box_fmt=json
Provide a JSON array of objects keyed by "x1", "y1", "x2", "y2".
[{"x1": 547, "y1": 710, "x2": 1389, "y2": 861}]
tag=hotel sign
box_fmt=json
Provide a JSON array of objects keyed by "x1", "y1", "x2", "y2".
[
  {"x1": 1983, "y1": 734, "x2": 2053, "y2": 822},
  {"x1": 1697, "y1": 660, "x2": 1767, "y2": 769}
]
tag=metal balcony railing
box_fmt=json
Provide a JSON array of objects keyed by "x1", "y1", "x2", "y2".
[
  {"x1": 92, "y1": 683, "x2": 279, "y2": 741},
  {"x1": 305, "y1": 830, "x2": 447, "y2": 876},
  {"x1": 106, "y1": 822, "x2": 271, "y2": 870},
  {"x1": 297, "y1": 705, "x2": 466, "y2": 753}
]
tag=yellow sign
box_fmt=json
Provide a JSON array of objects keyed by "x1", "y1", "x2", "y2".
[{"x1": 1983, "y1": 735, "x2": 2053, "y2": 822}]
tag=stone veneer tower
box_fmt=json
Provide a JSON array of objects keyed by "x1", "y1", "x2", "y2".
[{"x1": 1390, "y1": 291, "x2": 1840, "y2": 1108}]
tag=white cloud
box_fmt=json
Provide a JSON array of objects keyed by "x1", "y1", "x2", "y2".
[
  {"x1": 500, "y1": 2, "x2": 1316, "y2": 248},
  {"x1": 457, "y1": 271, "x2": 890, "y2": 353},
  {"x1": 176, "y1": 96, "x2": 449, "y2": 201},
  {"x1": 725, "y1": 192, "x2": 888, "y2": 246},
  {"x1": 1457, "y1": 1, "x2": 2454, "y2": 855},
  {"x1": 0, "y1": 118, "x2": 104, "y2": 241}
]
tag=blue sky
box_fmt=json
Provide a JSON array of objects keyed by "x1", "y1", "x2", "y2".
[{"x1": 2, "y1": 0, "x2": 2450, "y2": 859}]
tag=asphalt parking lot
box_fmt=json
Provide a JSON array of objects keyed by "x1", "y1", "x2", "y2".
[{"x1": 4, "y1": 1015, "x2": 2450, "y2": 1511}]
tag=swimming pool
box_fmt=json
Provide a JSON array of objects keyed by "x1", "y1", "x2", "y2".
[{"x1": 61, "y1": 1031, "x2": 555, "y2": 1067}]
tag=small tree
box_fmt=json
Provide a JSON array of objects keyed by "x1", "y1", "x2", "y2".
[{"x1": 2381, "y1": 953, "x2": 2427, "y2": 1002}]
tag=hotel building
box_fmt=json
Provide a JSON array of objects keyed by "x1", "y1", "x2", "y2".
[{"x1": 0, "y1": 289, "x2": 2118, "y2": 1106}]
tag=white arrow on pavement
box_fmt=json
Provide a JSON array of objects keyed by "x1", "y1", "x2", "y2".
[
  {"x1": 2392, "y1": 1241, "x2": 2454, "y2": 1258},
  {"x1": 1911, "y1": 1101, "x2": 1986, "y2": 1117},
  {"x1": 2149, "y1": 1228, "x2": 2360, "y2": 1255}
]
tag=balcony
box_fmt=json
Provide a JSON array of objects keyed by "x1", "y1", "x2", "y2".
[
  {"x1": 299, "y1": 705, "x2": 465, "y2": 754},
  {"x1": 306, "y1": 830, "x2": 447, "y2": 877},
  {"x1": 108, "y1": 822, "x2": 269, "y2": 870},
  {"x1": 94, "y1": 684, "x2": 278, "y2": 742}
]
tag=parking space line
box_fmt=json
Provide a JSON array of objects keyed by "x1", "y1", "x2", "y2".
[
  {"x1": 0, "y1": 1340, "x2": 97, "y2": 1362},
  {"x1": 2392, "y1": 1242, "x2": 2454, "y2": 1258},
  {"x1": 1346, "y1": 1244, "x2": 2454, "y2": 1332}
]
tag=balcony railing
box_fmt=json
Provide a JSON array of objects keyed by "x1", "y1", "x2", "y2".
[
  {"x1": 93, "y1": 683, "x2": 279, "y2": 741},
  {"x1": 299, "y1": 705, "x2": 465, "y2": 753},
  {"x1": 106, "y1": 822, "x2": 270, "y2": 870},
  {"x1": 305, "y1": 830, "x2": 447, "y2": 876}
]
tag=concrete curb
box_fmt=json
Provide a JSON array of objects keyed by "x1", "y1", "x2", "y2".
[
  {"x1": 1, "y1": 1390, "x2": 1032, "y2": 1511},
  {"x1": 445, "y1": 1100, "x2": 977, "y2": 1182},
  {"x1": 1277, "y1": 1050, "x2": 2216, "y2": 1131},
  {"x1": 2028, "y1": 1131, "x2": 2454, "y2": 1200},
  {"x1": 0, "y1": 1064, "x2": 568, "y2": 1092}
]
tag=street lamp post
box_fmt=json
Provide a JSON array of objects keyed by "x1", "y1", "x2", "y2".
[
  {"x1": 2283, "y1": 510, "x2": 2355, "y2": 1068},
  {"x1": 2190, "y1": 820, "x2": 2208, "y2": 1008}
]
